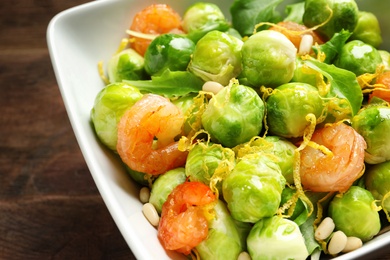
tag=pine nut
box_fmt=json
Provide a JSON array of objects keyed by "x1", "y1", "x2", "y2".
[
  {"x1": 139, "y1": 186, "x2": 150, "y2": 203},
  {"x1": 237, "y1": 251, "x2": 251, "y2": 260},
  {"x1": 342, "y1": 236, "x2": 363, "y2": 253},
  {"x1": 142, "y1": 202, "x2": 160, "y2": 227},
  {"x1": 202, "y1": 81, "x2": 224, "y2": 94},
  {"x1": 315, "y1": 217, "x2": 335, "y2": 240},
  {"x1": 299, "y1": 34, "x2": 314, "y2": 55},
  {"x1": 328, "y1": 230, "x2": 348, "y2": 255}
]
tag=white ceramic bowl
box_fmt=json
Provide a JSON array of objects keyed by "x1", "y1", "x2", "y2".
[{"x1": 47, "y1": 0, "x2": 390, "y2": 259}]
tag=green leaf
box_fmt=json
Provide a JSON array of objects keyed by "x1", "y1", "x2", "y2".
[
  {"x1": 124, "y1": 70, "x2": 204, "y2": 98},
  {"x1": 284, "y1": 2, "x2": 305, "y2": 24},
  {"x1": 312, "y1": 30, "x2": 352, "y2": 64},
  {"x1": 230, "y1": 0, "x2": 283, "y2": 36},
  {"x1": 304, "y1": 58, "x2": 363, "y2": 117}
]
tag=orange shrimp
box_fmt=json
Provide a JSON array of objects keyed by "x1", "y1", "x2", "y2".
[
  {"x1": 269, "y1": 21, "x2": 324, "y2": 49},
  {"x1": 299, "y1": 122, "x2": 366, "y2": 192},
  {"x1": 129, "y1": 4, "x2": 183, "y2": 56},
  {"x1": 158, "y1": 181, "x2": 216, "y2": 255},
  {"x1": 369, "y1": 71, "x2": 390, "y2": 102},
  {"x1": 116, "y1": 94, "x2": 188, "y2": 175}
]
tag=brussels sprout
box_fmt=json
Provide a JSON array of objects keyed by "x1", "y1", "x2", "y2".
[
  {"x1": 107, "y1": 48, "x2": 147, "y2": 83},
  {"x1": 365, "y1": 161, "x2": 390, "y2": 213},
  {"x1": 334, "y1": 40, "x2": 382, "y2": 76},
  {"x1": 188, "y1": 31, "x2": 243, "y2": 86},
  {"x1": 350, "y1": 11, "x2": 382, "y2": 48},
  {"x1": 185, "y1": 142, "x2": 235, "y2": 192},
  {"x1": 182, "y1": 2, "x2": 230, "y2": 43},
  {"x1": 247, "y1": 216, "x2": 309, "y2": 260},
  {"x1": 266, "y1": 82, "x2": 325, "y2": 138},
  {"x1": 379, "y1": 50, "x2": 390, "y2": 71},
  {"x1": 329, "y1": 186, "x2": 381, "y2": 241},
  {"x1": 196, "y1": 200, "x2": 243, "y2": 260},
  {"x1": 264, "y1": 136, "x2": 296, "y2": 184},
  {"x1": 125, "y1": 165, "x2": 150, "y2": 186},
  {"x1": 351, "y1": 104, "x2": 390, "y2": 164},
  {"x1": 201, "y1": 81, "x2": 265, "y2": 148},
  {"x1": 222, "y1": 154, "x2": 285, "y2": 223},
  {"x1": 90, "y1": 83, "x2": 143, "y2": 151},
  {"x1": 303, "y1": 0, "x2": 359, "y2": 40},
  {"x1": 144, "y1": 34, "x2": 195, "y2": 76},
  {"x1": 148, "y1": 168, "x2": 186, "y2": 213},
  {"x1": 241, "y1": 30, "x2": 297, "y2": 88},
  {"x1": 171, "y1": 94, "x2": 198, "y2": 135}
]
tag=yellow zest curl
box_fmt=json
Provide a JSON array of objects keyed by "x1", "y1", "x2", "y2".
[
  {"x1": 126, "y1": 29, "x2": 159, "y2": 40},
  {"x1": 97, "y1": 61, "x2": 110, "y2": 85}
]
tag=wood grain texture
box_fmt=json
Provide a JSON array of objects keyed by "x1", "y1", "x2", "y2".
[
  {"x1": 0, "y1": 0, "x2": 135, "y2": 259},
  {"x1": 0, "y1": 0, "x2": 389, "y2": 259}
]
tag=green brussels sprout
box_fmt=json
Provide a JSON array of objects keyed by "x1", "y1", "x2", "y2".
[
  {"x1": 292, "y1": 58, "x2": 319, "y2": 86},
  {"x1": 264, "y1": 136, "x2": 296, "y2": 184},
  {"x1": 266, "y1": 82, "x2": 325, "y2": 138},
  {"x1": 351, "y1": 104, "x2": 390, "y2": 164},
  {"x1": 350, "y1": 11, "x2": 382, "y2": 48},
  {"x1": 107, "y1": 48, "x2": 147, "y2": 83},
  {"x1": 241, "y1": 30, "x2": 297, "y2": 88},
  {"x1": 188, "y1": 31, "x2": 243, "y2": 86},
  {"x1": 185, "y1": 142, "x2": 235, "y2": 192},
  {"x1": 144, "y1": 34, "x2": 195, "y2": 76},
  {"x1": 171, "y1": 94, "x2": 198, "y2": 135},
  {"x1": 182, "y1": 2, "x2": 230, "y2": 43},
  {"x1": 329, "y1": 186, "x2": 381, "y2": 241},
  {"x1": 222, "y1": 154, "x2": 286, "y2": 223},
  {"x1": 334, "y1": 40, "x2": 383, "y2": 76},
  {"x1": 148, "y1": 167, "x2": 186, "y2": 214},
  {"x1": 90, "y1": 83, "x2": 143, "y2": 151},
  {"x1": 365, "y1": 161, "x2": 390, "y2": 213},
  {"x1": 247, "y1": 216, "x2": 309, "y2": 260},
  {"x1": 303, "y1": 0, "x2": 359, "y2": 40},
  {"x1": 201, "y1": 81, "x2": 265, "y2": 148},
  {"x1": 379, "y1": 50, "x2": 390, "y2": 71},
  {"x1": 125, "y1": 165, "x2": 150, "y2": 186},
  {"x1": 196, "y1": 200, "x2": 243, "y2": 260}
]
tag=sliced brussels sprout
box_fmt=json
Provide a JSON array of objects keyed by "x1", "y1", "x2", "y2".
[
  {"x1": 379, "y1": 50, "x2": 390, "y2": 71},
  {"x1": 90, "y1": 82, "x2": 143, "y2": 151},
  {"x1": 247, "y1": 216, "x2": 309, "y2": 260},
  {"x1": 329, "y1": 186, "x2": 381, "y2": 241}
]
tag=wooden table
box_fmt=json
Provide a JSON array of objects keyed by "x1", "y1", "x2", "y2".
[
  {"x1": 0, "y1": 0, "x2": 389, "y2": 259},
  {"x1": 0, "y1": 0, "x2": 135, "y2": 258}
]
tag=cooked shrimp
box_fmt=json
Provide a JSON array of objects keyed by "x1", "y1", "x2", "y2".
[
  {"x1": 269, "y1": 21, "x2": 324, "y2": 49},
  {"x1": 369, "y1": 71, "x2": 390, "y2": 102},
  {"x1": 299, "y1": 122, "x2": 366, "y2": 192},
  {"x1": 128, "y1": 4, "x2": 183, "y2": 56},
  {"x1": 158, "y1": 181, "x2": 216, "y2": 255},
  {"x1": 116, "y1": 94, "x2": 188, "y2": 175}
]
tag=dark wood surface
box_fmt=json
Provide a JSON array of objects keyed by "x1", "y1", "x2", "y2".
[
  {"x1": 0, "y1": 0, "x2": 389, "y2": 259},
  {"x1": 0, "y1": 0, "x2": 135, "y2": 259}
]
